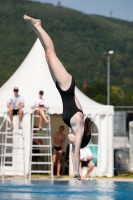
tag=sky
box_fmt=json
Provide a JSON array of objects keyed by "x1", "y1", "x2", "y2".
[{"x1": 31, "y1": 0, "x2": 133, "y2": 22}]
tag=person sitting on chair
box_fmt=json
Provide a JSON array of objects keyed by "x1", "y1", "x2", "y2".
[
  {"x1": 7, "y1": 87, "x2": 24, "y2": 129},
  {"x1": 52, "y1": 125, "x2": 66, "y2": 176},
  {"x1": 80, "y1": 147, "x2": 95, "y2": 180},
  {"x1": 31, "y1": 90, "x2": 50, "y2": 129}
]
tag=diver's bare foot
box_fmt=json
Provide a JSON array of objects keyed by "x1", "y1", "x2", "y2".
[
  {"x1": 23, "y1": 14, "x2": 41, "y2": 28},
  {"x1": 72, "y1": 170, "x2": 76, "y2": 178}
]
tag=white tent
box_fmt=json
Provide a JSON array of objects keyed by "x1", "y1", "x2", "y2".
[
  {"x1": 0, "y1": 39, "x2": 114, "y2": 177},
  {"x1": 129, "y1": 122, "x2": 133, "y2": 171}
]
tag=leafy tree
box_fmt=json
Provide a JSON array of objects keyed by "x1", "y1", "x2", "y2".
[
  {"x1": 0, "y1": 0, "x2": 133, "y2": 107},
  {"x1": 110, "y1": 86, "x2": 125, "y2": 105},
  {"x1": 83, "y1": 81, "x2": 107, "y2": 104}
]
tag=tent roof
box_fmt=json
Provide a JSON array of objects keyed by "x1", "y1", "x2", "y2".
[{"x1": 0, "y1": 39, "x2": 114, "y2": 115}]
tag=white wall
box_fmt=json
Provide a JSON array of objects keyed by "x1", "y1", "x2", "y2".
[{"x1": 114, "y1": 137, "x2": 130, "y2": 149}]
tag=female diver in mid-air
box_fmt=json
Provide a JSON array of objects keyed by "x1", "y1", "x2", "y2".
[{"x1": 23, "y1": 15, "x2": 92, "y2": 180}]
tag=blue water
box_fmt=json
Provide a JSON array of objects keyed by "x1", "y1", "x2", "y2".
[{"x1": 0, "y1": 180, "x2": 133, "y2": 200}]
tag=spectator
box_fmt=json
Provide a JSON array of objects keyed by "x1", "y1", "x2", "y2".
[
  {"x1": 31, "y1": 90, "x2": 50, "y2": 129},
  {"x1": 80, "y1": 147, "x2": 95, "y2": 180},
  {"x1": 7, "y1": 87, "x2": 24, "y2": 129},
  {"x1": 52, "y1": 125, "x2": 66, "y2": 176}
]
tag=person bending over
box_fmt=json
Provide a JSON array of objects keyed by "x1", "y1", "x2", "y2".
[
  {"x1": 7, "y1": 87, "x2": 24, "y2": 129},
  {"x1": 80, "y1": 147, "x2": 95, "y2": 180},
  {"x1": 23, "y1": 15, "x2": 92, "y2": 180},
  {"x1": 31, "y1": 90, "x2": 50, "y2": 129},
  {"x1": 52, "y1": 125, "x2": 66, "y2": 176}
]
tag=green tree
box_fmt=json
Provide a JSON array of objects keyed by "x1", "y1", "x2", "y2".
[
  {"x1": 110, "y1": 86, "x2": 125, "y2": 105},
  {"x1": 83, "y1": 82, "x2": 107, "y2": 104},
  {"x1": 0, "y1": 0, "x2": 133, "y2": 97}
]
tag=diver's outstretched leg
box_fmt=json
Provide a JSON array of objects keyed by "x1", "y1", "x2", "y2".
[{"x1": 23, "y1": 15, "x2": 72, "y2": 90}]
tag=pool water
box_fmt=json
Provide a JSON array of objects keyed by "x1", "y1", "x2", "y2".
[{"x1": 0, "y1": 180, "x2": 133, "y2": 200}]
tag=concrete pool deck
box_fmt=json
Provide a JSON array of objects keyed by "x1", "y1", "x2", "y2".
[{"x1": 0, "y1": 175, "x2": 133, "y2": 182}]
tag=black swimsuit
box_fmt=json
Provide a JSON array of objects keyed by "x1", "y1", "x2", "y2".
[
  {"x1": 53, "y1": 146, "x2": 62, "y2": 152},
  {"x1": 56, "y1": 77, "x2": 83, "y2": 127},
  {"x1": 56, "y1": 77, "x2": 92, "y2": 148}
]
